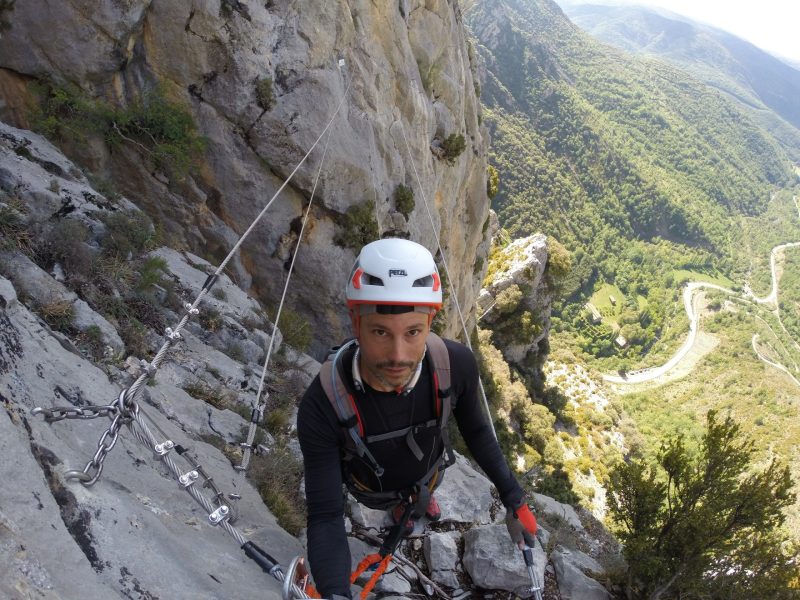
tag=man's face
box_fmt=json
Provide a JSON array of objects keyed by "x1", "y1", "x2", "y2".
[{"x1": 354, "y1": 310, "x2": 430, "y2": 392}]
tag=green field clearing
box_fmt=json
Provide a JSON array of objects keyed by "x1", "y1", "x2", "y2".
[
  {"x1": 590, "y1": 283, "x2": 625, "y2": 316},
  {"x1": 671, "y1": 269, "x2": 735, "y2": 288}
]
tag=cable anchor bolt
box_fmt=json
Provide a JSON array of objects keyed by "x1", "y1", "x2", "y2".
[
  {"x1": 179, "y1": 470, "x2": 199, "y2": 488},
  {"x1": 154, "y1": 440, "x2": 175, "y2": 457},
  {"x1": 208, "y1": 505, "x2": 230, "y2": 526}
]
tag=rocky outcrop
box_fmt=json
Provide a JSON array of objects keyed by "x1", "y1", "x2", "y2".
[
  {"x1": 479, "y1": 233, "x2": 555, "y2": 380},
  {"x1": 0, "y1": 0, "x2": 491, "y2": 353},
  {"x1": 463, "y1": 524, "x2": 547, "y2": 597},
  {"x1": 552, "y1": 547, "x2": 612, "y2": 600}
]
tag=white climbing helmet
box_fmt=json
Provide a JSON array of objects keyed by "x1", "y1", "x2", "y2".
[{"x1": 346, "y1": 238, "x2": 443, "y2": 310}]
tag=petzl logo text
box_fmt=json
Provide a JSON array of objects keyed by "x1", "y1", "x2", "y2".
[{"x1": 388, "y1": 269, "x2": 407, "y2": 277}]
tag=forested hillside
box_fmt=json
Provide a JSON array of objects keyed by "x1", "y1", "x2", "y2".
[
  {"x1": 465, "y1": 0, "x2": 798, "y2": 370},
  {"x1": 559, "y1": 1, "x2": 800, "y2": 159}
]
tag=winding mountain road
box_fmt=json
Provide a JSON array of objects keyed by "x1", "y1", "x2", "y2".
[
  {"x1": 743, "y1": 241, "x2": 800, "y2": 307},
  {"x1": 603, "y1": 195, "x2": 800, "y2": 387}
]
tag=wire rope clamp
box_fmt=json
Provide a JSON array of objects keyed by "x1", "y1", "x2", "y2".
[
  {"x1": 179, "y1": 470, "x2": 199, "y2": 488},
  {"x1": 154, "y1": 440, "x2": 175, "y2": 457},
  {"x1": 165, "y1": 327, "x2": 181, "y2": 340},
  {"x1": 139, "y1": 359, "x2": 157, "y2": 378},
  {"x1": 184, "y1": 302, "x2": 200, "y2": 315},
  {"x1": 208, "y1": 504, "x2": 230, "y2": 526}
]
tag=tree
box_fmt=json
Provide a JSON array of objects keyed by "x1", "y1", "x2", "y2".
[{"x1": 608, "y1": 411, "x2": 798, "y2": 599}]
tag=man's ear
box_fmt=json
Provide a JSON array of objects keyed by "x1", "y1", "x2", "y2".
[{"x1": 349, "y1": 310, "x2": 360, "y2": 339}]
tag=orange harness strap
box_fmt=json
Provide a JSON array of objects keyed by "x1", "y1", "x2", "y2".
[{"x1": 350, "y1": 552, "x2": 393, "y2": 599}]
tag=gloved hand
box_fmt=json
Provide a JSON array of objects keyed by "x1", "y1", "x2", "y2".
[{"x1": 505, "y1": 500, "x2": 537, "y2": 549}]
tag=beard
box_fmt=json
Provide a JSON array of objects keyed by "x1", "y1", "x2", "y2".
[{"x1": 369, "y1": 358, "x2": 422, "y2": 391}]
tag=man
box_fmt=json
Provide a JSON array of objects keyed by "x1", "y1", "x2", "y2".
[{"x1": 297, "y1": 238, "x2": 537, "y2": 599}]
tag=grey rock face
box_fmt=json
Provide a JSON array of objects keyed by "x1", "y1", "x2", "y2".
[
  {"x1": 462, "y1": 523, "x2": 547, "y2": 598},
  {"x1": 479, "y1": 233, "x2": 553, "y2": 369},
  {"x1": 553, "y1": 545, "x2": 606, "y2": 577},
  {"x1": 0, "y1": 274, "x2": 16, "y2": 308},
  {"x1": 424, "y1": 530, "x2": 462, "y2": 588},
  {"x1": 151, "y1": 248, "x2": 268, "y2": 330},
  {"x1": 435, "y1": 452, "x2": 496, "y2": 525},
  {"x1": 0, "y1": 252, "x2": 126, "y2": 355},
  {"x1": 552, "y1": 547, "x2": 612, "y2": 600},
  {"x1": 0, "y1": 275, "x2": 301, "y2": 599},
  {"x1": 0, "y1": 122, "x2": 139, "y2": 220},
  {"x1": 374, "y1": 567, "x2": 413, "y2": 595},
  {"x1": 533, "y1": 492, "x2": 584, "y2": 530},
  {"x1": 348, "y1": 494, "x2": 392, "y2": 530}
]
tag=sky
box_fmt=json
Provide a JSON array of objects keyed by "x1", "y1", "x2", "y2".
[{"x1": 580, "y1": 0, "x2": 800, "y2": 64}]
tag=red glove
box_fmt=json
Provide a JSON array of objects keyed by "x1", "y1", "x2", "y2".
[{"x1": 505, "y1": 502, "x2": 537, "y2": 549}]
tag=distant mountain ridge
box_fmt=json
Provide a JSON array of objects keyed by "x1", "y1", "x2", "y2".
[{"x1": 558, "y1": 1, "x2": 800, "y2": 159}]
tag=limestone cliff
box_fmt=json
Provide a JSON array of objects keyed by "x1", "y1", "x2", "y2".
[{"x1": 0, "y1": 0, "x2": 490, "y2": 352}]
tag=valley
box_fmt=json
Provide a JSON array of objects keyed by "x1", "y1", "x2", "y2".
[
  {"x1": 593, "y1": 195, "x2": 800, "y2": 537},
  {"x1": 605, "y1": 196, "x2": 800, "y2": 386}
]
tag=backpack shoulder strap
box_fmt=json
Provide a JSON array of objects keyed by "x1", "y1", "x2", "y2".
[
  {"x1": 425, "y1": 332, "x2": 452, "y2": 408},
  {"x1": 425, "y1": 332, "x2": 456, "y2": 468},
  {"x1": 319, "y1": 340, "x2": 385, "y2": 477},
  {"x1": 319, "y1": 340, "x2": 361, "y2": 433}
]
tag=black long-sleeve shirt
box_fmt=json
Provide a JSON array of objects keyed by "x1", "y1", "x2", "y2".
[{"x1": 297, "y1": 337, "x2": 524, "y2": 598}]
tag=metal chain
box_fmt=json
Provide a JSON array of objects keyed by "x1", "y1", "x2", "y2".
[
  {"x1": 57, "y1": 390, "x2": 139, "y2": 485},
  {"x1": 31, "y1": 404, "x2": 118, "y2": 421}
]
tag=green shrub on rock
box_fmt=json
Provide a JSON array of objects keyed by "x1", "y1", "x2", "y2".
[
  {"x1": 255, "y1": 77, "x2": 275, "y2": 111},
  {"x1": 394, "y1": 184, "x2": 415, "y2": 219},
  {"x1": 333, "y1": 202, "x2": 379, "y2": 249},
  {"x1": 32, "y1": 83, "x2": 206, "y2": 177},
  {"x1": 442, "y1": 133, "x2": 466, "y2": 165}
]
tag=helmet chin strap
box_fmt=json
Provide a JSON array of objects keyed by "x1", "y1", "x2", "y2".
[{"x1": 352, "y1": 345, "x2": 426, "y2": 395}]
